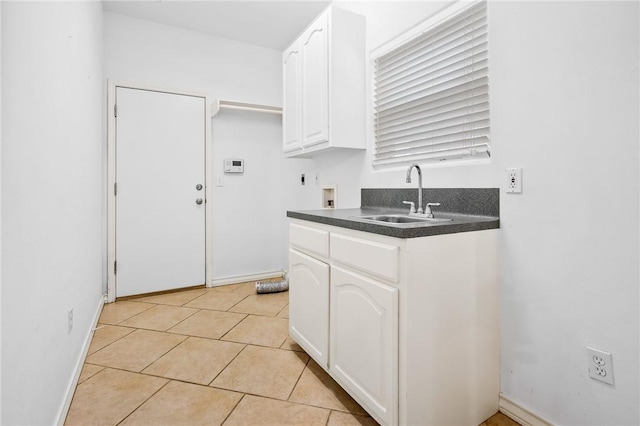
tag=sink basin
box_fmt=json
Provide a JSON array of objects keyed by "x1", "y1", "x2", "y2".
[{"x1": 355, "y1": 214, "x2": 452, "y2": 227}]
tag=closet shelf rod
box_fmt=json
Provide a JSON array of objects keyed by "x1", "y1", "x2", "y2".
[{"x1": 211, "y1": 99, "x2": 282, "y2": 117}]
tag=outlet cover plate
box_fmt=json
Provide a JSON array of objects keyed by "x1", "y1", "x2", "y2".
[
  {"x1": 506, "y1": 168, "x2": 522, "y2": 193},
  {"x1": 587, "y1": 347, "x2": 614, "y2": 385}
]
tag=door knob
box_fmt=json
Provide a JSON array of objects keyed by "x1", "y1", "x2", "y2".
[
  {"x1": 195, "y1": 198, "x2": 203, "y2": 205},
  {"x1": 195, "y1": 184, "x2": 203, "y2": 191}
]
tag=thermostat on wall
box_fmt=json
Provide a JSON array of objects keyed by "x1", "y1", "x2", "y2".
[{"x1": 224, "y1": 158, "x2": 244, "y2": 173}]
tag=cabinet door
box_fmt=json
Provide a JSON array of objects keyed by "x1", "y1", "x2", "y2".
[
  {"x1": 301, "y1": 10, "x2": 329, "y2": 147},
  {"x1": 330, "y1": 265, "x2": 398, "y2": 426},
  {"x1": 283, "y1": 41, "x2": 302, "y2": 152},
  {"x1": 289, "y1": 248, "x2": 329, "y2": 368}
]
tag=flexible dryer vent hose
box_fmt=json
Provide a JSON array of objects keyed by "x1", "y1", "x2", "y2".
[{"x1": 255, "y1": 275, "x2": 289, "y2": 294}]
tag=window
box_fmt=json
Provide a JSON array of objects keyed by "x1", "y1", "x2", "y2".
[{"x1": 373, "y1": 0, "x2": 489, "y2": 168}]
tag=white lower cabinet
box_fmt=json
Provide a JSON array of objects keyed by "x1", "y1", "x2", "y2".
[
  {"x1": 288, "y1": 220, "x2": 499, "y2": 426},
  {"x1": 330, "y1": 265, "x2": 398, "y2": 426},
  {"x1": 288, "y1": 248, "x2": 329, "y2": 368}
]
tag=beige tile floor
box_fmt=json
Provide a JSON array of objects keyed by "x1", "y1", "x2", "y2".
[{"x1": 65, "y1": 282, "x2": 519, "y2": 426}]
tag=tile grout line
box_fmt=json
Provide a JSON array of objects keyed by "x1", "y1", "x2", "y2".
[
  {"x1": 183, "y1": 294, "x2": 251, "y2": 312},
  {"x1": 274, "y1": 300, "x2": 289, "y2": 318},
  {"x1": 159, "y1": 305, "x2": 202, "y2": 334},
  {"x1": 227, "y1": 310, "x2": 289, "y2": 319},
  {"x1": 114, "y1": 378, "x2": 172, "y2": 426},
  {"x1": 85, "y1": 325, "x2": 137, "y2": 358},
  {"x1": 285, "y1": 354, "x2": 311, "y2": 402},
  {"x1": 138, "y1": 289, "x2": 209, "y2": 307},
  {"x1": 84, "y1": 363, "x2": 215, "y2": 390},
  {"x1": 219, "y1": 393, "x2": 247, "y2": 426},
  {"x1": 225, "y1": 292, "x2": 252, "y2": 312},
  {"x1": 76, "y1": 364, "x2": 105, "y2": 385},
  {"x1": 133, "y1": 332, "x2": 189, "y2": 374},
  {"x1": 217, "y1": 331, "x2": 291, "y2": 351},
  {"x1": 213, "y1": 389, "x2": 348, "y2": 422},
  {"x1": 217, "y1": 313, "x2": 250, "y2": 341},
  {"x1": 87, "y1": 327, "x2": 188, "y2": 370},
  {"x1": 207, "y1": 343, "x2": 249, "y2": 387},
  {"x1": 286, "y1": 393, "x2": 363, "y2": 416},
  {"x1": 118, "y1": 303, "x2": 202, "y2": 332},
  {"x1": 139, "y1": 335, "x2": 200, "y2": 377},
  {"x1": 107, "y1": 301, "x2": 159, "y2": 326}
]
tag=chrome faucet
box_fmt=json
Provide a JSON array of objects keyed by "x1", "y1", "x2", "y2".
[
  {"x1": 405, "y1": 163, "x2": 423, "y2": 214},
  {"x1": 404, "y1": 163, "x2": 442, "y2": 217}
]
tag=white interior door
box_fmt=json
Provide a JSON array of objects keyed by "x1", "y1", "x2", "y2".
[{"x1": 115, "y1": 87, "x2": 206, "y2": 297}]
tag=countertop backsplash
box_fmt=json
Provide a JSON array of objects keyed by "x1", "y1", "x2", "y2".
[{"x1": 360, "y1": 188, "x2": 499, "y2": 217}]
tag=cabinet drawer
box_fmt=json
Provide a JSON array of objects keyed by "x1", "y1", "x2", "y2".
[
  {"x1": 290, "y1": 223, "x2": 329, "y2": 258},
  {"x1": 330, "y1": 233, "x2": 399, "y2": 282}
]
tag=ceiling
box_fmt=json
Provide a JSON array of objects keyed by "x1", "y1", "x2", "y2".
[{"x1": 102, "y1": 0, "x2": 333, "y2": 51}]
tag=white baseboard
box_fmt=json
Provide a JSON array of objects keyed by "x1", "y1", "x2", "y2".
[
  {"x1": 208, "y1": 270, "x2": 284, "y2": 287},
  {"x1": 56, "y1": 295, "x2": 105, "y2": 426},
  {"x1": 499, "y1": 394, "x2": 554, "y2": 426}
]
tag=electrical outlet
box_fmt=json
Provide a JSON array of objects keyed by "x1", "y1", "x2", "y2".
[
  {"x1": 506, "y1": 168, "x2": 522, "y2": 193},
  {"x1": 587, "y1": 347, "x2": 614, "y2": 385},
  {"x1": 68, "y1": 308, "x2": 74, "y2": 335}
]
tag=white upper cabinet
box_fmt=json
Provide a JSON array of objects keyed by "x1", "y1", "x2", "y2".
[
  {"x1": 283, "y1": 40, "x2": 302, "y2": 152},
  {"x1": 282, "y1": 6, "x2": 366, "y2": 157},
  {"x1": 301, "y1": 11, "x2": 329, "y2": 147}
]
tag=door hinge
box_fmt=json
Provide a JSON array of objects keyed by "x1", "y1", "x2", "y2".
[
  {"x1": 114, "y1": 104, "x2": 117, "y2": 117},
  {"x1": 114, "y1": 182, "x2": 117, "y2": 196},
  {"x1": 114, "y1": 261, "x2": 117, "y2": 275}
]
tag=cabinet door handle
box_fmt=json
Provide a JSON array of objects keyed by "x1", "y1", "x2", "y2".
[
  {"x1": 304, "y1": 27, "x2": 324, "y2": 45},
  {"x1": 284, "y1": 50, "x2": 299, "y2": 62}
]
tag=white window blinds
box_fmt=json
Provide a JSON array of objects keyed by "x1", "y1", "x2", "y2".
[{"x1": 373, "y1": 0, "x2": 490, "y2": 167}]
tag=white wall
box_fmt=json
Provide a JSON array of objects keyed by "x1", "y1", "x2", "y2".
[
  {"x1": 103, "y1": 12, "x2": 282, "y2": 105},
  {"x1": 1, "y1": 2, "x2": 104, "y2": 424},
  {"x1": 297, "y1": 1, "x2": 639, "y2": 425},
  {"x1": 0, "y1": 2, "x2": 3, "y2": 421},
  {"x1": 211, "y1": 109, "x2": 287, "y2": 278},
  {"x1": 102, "y1": 3, "x2": 638, "y2": 424},
  {"x1": 490, "y1": 3, "x2": 638, "y2": 424},
  {"x1": 104, "y1": 12, "x2": 312, "y2": 283}
]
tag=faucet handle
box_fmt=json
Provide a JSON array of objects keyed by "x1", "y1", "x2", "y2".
[
  {"x1": 402, "y1": 201, "x2": 416, "y2": 214},
  {"x1": 424, "y1": 203, "x2": 441, "y2": 218}
]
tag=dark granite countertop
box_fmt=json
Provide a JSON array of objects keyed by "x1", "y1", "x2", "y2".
[
  {"x1": 287, "y1": 208, "x2": 499, "y2": 238},
  {"x1": 286, "y1": 188, "x2": 500, "y2": 239}
]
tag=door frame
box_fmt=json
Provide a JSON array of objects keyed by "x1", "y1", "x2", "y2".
[{"x1": 106, "y1": 80, "x2": 214, "y2": 303}]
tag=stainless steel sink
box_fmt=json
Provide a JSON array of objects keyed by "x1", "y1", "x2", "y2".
[{"x1": 355, "y1": 214, "x2": 452, "y2": 227}]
